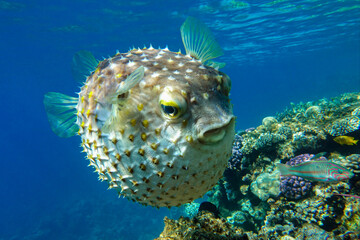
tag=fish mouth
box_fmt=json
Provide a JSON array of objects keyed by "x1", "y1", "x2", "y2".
[{"x1": 198, "y1": 117, "x2": 235, "y2": 145}]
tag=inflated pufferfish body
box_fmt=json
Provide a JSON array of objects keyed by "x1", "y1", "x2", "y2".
[{"x1": 44, "y1": 17, "x2": 235, "y2": 207}]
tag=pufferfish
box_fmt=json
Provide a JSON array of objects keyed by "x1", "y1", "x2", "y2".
[{"x1": 44, "y1": 17, "x2": 235, "y2": 207}]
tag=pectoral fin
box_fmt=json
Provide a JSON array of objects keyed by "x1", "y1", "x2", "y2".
[
  {"x1": 115, "y1": 66, "x2": 145, "y2": 96},
  {"x1": 103, "y1": 66, "x2": 145, "y2": 132}
]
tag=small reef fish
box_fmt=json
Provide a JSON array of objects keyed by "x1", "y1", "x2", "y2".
[
  {"x1": 334, "y1": 193, "x2": 360, "y2": 199},
  {"x1": 277, "y1": 160, "x2": 354, "y2": 182},
  {"x1": 43, "y1": 17, "x2": 235, "y2": 207},
  {"x1": 333, "y1": 135, "x2": 359, "y2": 145}
]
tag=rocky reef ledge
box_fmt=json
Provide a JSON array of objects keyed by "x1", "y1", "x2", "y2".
[{"x1": 157, "y1": 92, "x2": 360, "y2": 240}]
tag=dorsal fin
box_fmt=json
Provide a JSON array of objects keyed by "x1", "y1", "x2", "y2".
[
  {"x1": 43, "y1": 92, "x2": 79, "y2": 138},
  {"x1": 71, "y1": 50, "x2": 98, "y2": 83},
  {"x1": 180, "y1": 17, "x2": 223, "y2": 64},
  {"x1": 206, "y1": 60, "x2": 226, "y2": 69}
]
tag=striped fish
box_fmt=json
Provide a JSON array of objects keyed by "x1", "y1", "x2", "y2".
[{"x1": 277, "y1": 160, "x2": 354, "y2": 182}]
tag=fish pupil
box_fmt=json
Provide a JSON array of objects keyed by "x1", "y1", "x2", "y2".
[{"x1": 161, "y1": 104, "x2": 178, "y2": 117}]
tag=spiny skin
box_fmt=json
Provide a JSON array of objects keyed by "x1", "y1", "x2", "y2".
[{"x1": 76, "y1": 47, "x2": 235, "y2": 207}]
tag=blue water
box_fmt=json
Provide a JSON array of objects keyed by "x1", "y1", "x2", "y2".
[{"x1": 1, "y1": 0, "x2": 359, "y2": 239}]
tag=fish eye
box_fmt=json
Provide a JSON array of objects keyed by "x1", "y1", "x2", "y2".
[
  {"x1": 159, "y1": 91, "x2": 187, "y2": 119},
  {"x1": 161, "y1": 103, "x2": 179, "y2": 117}
]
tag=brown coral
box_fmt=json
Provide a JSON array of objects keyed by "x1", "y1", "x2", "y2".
[{"x1": 155, "y1": 212, "x2": 248, "y2": 240}]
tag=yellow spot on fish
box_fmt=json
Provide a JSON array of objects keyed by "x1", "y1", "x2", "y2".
[
  {"x1": 86, "y1": 109, "x2": 91, "y2": 117},
  {"x1": 182, "y1": 119, "x2": 188, "y2": 128},
  {"x1": 216, "y1": 75, "x2": 222, "y2": 83},
  {"x1": 130, "y1": 119, "x2": 136, "y2": 126},
  {"x1": 115, "y1": 73, "x2": 122, "y2": 79},
  {"x1": 128, "y1": 134, "x2": 134, "y2": 142},
  {"x1": 125, "y1": 150, "x2": 131, "y2": 157},
  {"x1": 80, "y1": 121, "x2": 85, "y2": 128},
  {"x1": 155, "y1": 128, "x2": 161, "y2": 135},
  {"x1": 202, "y1": 74, "x2": 208, "y2": 80},
  {"x1": 186, "y1": 135, "x2": 193, "y2": 143},
  {"x1": 334, "y1": 136, "x2": 358, "y2": 145},
  {"x1": 119, "y1": 128, "x2": 124, "y2": 134},
  {"x1": 150, "y1": 143, "x2": 158, "y2": 150},
  {"x1": 139, "y1": 163, "x2": 146, "y2": 171},
  {"x1": 157, "y1": 171, "x2": 164, "y2": 178},
  {"x1": 152, "y1": 157, "x2": 159, "y2": 165},
  {"x1": 81, "y1": 96, "x2": 85, "y2": 103},
  {"x1": 142, "y1": 120, "x2": 149, "y2": 128},
  {"x1": 138, "y1": 148, "x2": 145, "y2": 156},
  {"x1": 89, "y1": 91, "x2": 94, "y2": 98},
  {"x1": 111, "y1": 138, "x2": 118, "y2": 145},
  {"x1": 115, "y1": 153, "x2": 121, "y2": 161},
  {"x1": 103, "y1": 146, "x2": 109, "y2": 156},
  {"x1": 141, "y1": 133, "x2": 147, "y2": 141},
  {"x1": 137, "y1": 104, "x2": 144, "y2": 111},
  {"x1": 163, "y1": 148, "x2": 169, "y2": 154}
]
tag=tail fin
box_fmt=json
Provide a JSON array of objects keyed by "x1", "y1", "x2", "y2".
[
  {"x1": 354, "y1": 139, "x2": 358, "y2": 145},
  {"x1": 43, "y1": 92, "x2": 79, "y2": 138},
  {"x1": 277, "y1": 163, "x2": 292, "y2": 176}
]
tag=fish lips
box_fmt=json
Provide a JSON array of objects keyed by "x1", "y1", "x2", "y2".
[{"x1": 198, "y1": 116, "x2": 235, "y2": 144}]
